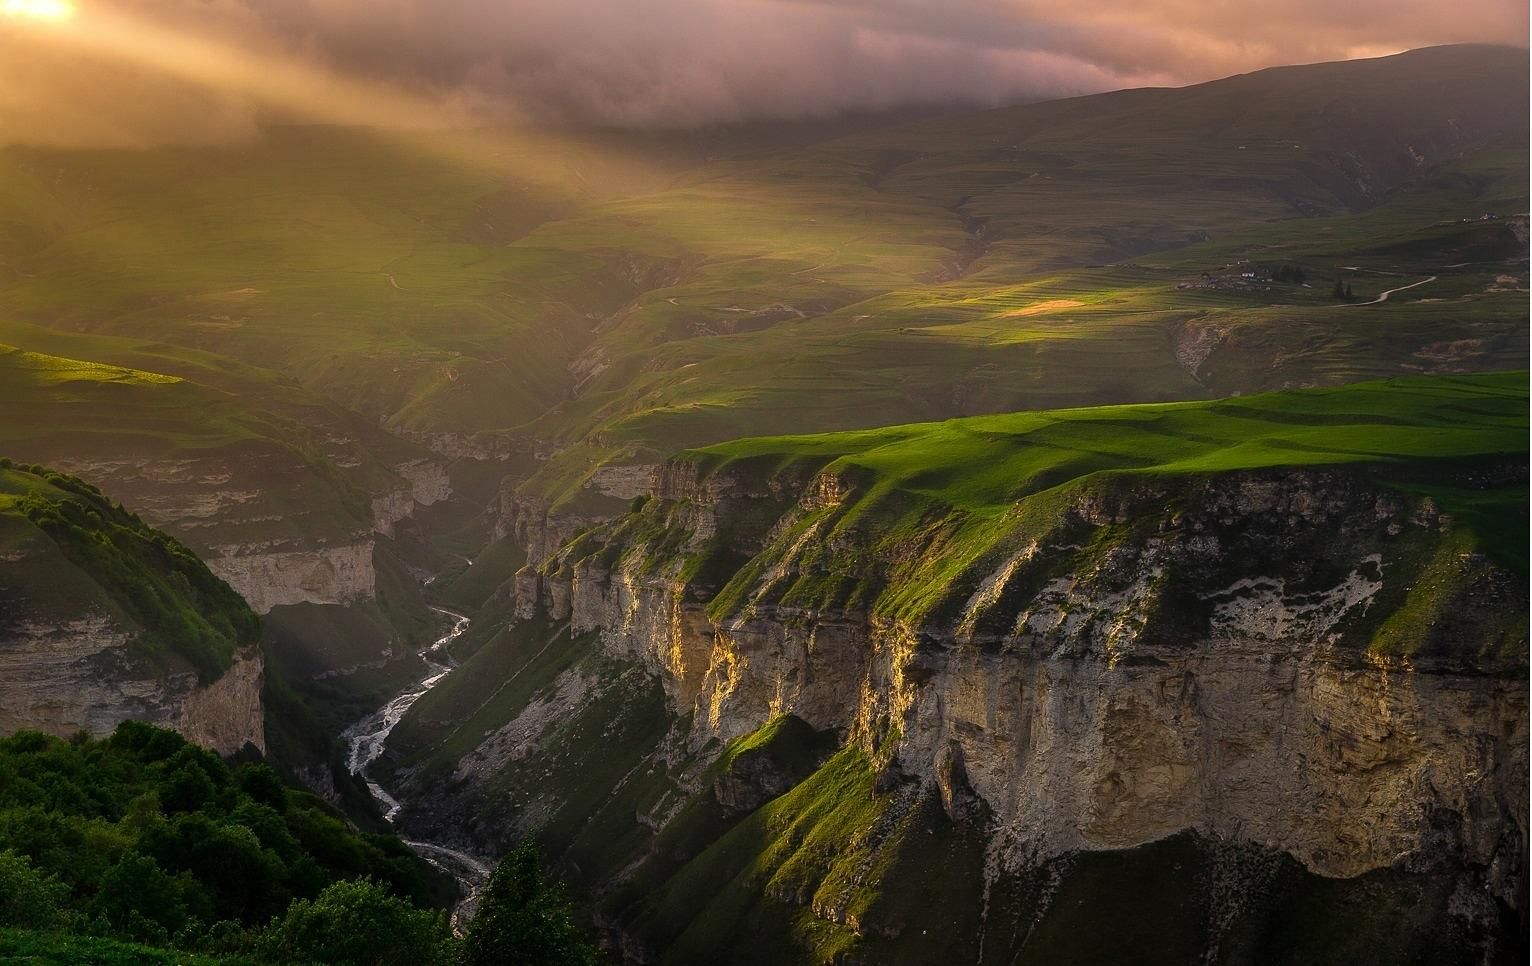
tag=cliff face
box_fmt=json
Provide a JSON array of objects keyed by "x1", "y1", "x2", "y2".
[
  {"x1": 49, "y1": 451, "x2": 450, "y2": 614},
  {"x1": 398, "y1": 453, "x2": 1507, "y2": 961},
  {"x1": 383, "y1": 379, "x2": 1529, "y2": 961},
  {"x1": 538, "y1": 462, "x2": 1527, "y2": 888},
  {"x1": 210, "y1": 541, "x2": 377, "y2": 614},
  {"x1": 0, "y1": 613, "x2": 265, "y2": 756},
  {"x1": 0, "y1": 464, "x2": 269, "y2": 755}
]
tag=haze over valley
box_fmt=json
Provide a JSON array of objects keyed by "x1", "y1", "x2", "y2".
[{"x1": 0, "y1": 2, "x2": 1527, "y2": 963}]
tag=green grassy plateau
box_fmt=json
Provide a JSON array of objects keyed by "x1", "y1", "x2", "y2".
[{"x1": 582, "y1": 372, "x2": 1527, "y2": 636}]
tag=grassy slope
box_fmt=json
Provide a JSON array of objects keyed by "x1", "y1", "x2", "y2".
[
  {"x1": 0, "y1": 928, "x2": 239, "y2": 965},
  {"x1": 510, "y1": 45, "x2": 1529, "y2": 511},
  {"x1": 0, "y1": 126, "x2": 703, "y2": 435},
  {"x1": 689, "y1": 372, "x2": 1528, "y2": 504},
  {"x1": 0, "y1": 47, "x2": 1520, "y2": 489},
  {"x1": 601, "y1": 372, "x2": 1524, "y2": 632},
  {"x1": 0, "y1": 341, "x2": 383, "y2": 547},
  {"x1": 0, "y1": 462, "x2": 258, "y2": 680}
]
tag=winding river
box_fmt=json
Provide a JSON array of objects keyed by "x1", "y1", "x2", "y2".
[{"x1": 343, "y1": 605, "x2": 492, "y2": 927}]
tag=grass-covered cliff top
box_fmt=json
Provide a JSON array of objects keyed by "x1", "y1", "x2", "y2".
[
  {"x1": 0, "y1": 461, "x2": 259, "y2": 681},
  {"x1": 574, "y1": 374, "x2": 1527, "y2": 656},
  {"x1": 683, "y1": 372, "x2": 1527, "y2": 512}
]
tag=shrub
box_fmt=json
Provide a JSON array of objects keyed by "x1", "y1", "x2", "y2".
[
  {"x1": 459, "y1": 843, "x2": 596, "y2": 966},
  {"x1": 0, "y1": 849, "x2": 67, "y2": 929},
  {"x1": 257, "y1": 878, "x2": 454, "y2": 966}
]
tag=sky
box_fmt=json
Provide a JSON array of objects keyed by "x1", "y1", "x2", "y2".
[{"x1": 0, "y1": 0, "x2": 1527, "y2": 145}]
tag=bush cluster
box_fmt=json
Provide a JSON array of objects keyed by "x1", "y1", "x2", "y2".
[{"x1": 0, "y1": 723, "x2": 598, "y2": 965}]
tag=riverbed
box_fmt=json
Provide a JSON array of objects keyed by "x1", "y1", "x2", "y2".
[{"x1": 342, "y1": 605, "x2": 492, "y2": 928}]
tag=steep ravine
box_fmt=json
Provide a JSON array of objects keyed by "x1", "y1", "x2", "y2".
[
  {"x1": 344, "y1": 605, "x2": 493, "y2": 927},
  {"x1": 388, "y1": 448, "x2": 1527, "y2": 963},
  {"x1": 371, "y1": 377, "x2": 1528, "y2": 962}
]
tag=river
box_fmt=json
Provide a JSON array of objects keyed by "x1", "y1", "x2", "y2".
[{"x1": 343, "y1": 605, "x2": 493, "y2": 929}]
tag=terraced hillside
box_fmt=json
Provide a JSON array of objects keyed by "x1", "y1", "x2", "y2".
[{"x1": 382, "y1": 373, "x2": 1528, "y2": 964}]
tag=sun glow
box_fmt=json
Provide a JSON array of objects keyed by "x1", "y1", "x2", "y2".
[{"x1": 1, "y1": 0, "x2": 75, "y2": 22}]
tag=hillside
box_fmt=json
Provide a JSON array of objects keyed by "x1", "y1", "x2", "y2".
[
  {"x1": 0, "y1": 461, "x2": 264, "y2": 752},
  {"x1": 1, "y1": 45, "x2": 1522, "y2": 633},
  {"x1": 0, "y1": 46, "x2": 1522, "y2": 461},
  {"x1": 673, "y1": 371, "x2": 1528, "y2": 626},
  {"x1": 502, "y1": 44, "x2": 1528, "y2": 534},
  {"x1": 383, "y1": 373, "x2": 1528, "y2": 963}
]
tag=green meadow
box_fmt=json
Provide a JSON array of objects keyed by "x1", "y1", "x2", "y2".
[
  {"x1": 0, "y1": 47, "x2": 1519, "y2": 511},
  {"x1": 588, "y1": 372, "x2": 1529, "y2": 633}
]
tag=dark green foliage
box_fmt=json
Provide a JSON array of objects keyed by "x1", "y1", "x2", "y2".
[
  {"x1": 0, "y1": 849, "x2": 68, "y2": 929},
  {"x1": 1, "y1": 461, "x2": 259, "y2": 681},
  {"x1": 0, "y1": 723, "x2": 448, "y2": 957},
  {"x1": 0, "y1": 926, "x2": 237, "y2": 964},
  {"x1": 460, "y1": 844, "x2": 596, "y2": 966},
  {"x1": 256, "y1": 878, "x2": 454, "y2": 966}
]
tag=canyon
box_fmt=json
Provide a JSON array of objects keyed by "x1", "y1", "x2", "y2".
[
  {"x1": 375, "y1": 380, "x2": 1529, "y2": 962},
  {"x1": 0, "y1": 42, "x2": 1526, "y2": 965}
]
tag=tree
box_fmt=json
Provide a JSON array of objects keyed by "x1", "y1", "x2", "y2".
[
  {"x1": 257, "y1": 878, "x2": 454, "y2": 966},
  {"x1": 0, "y1": 849, "x2": 67, "y2": 929},
  {"x1": 88, "y1": 851, "x2": 192, "y2": 941},
  {"x1": 459, "y1": 844, "x2": 596, "y2": 966}
]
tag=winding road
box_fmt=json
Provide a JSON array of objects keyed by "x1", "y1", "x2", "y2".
[{"x1": 1352, "y1": 275, "x2": 1437, "y2": 305}]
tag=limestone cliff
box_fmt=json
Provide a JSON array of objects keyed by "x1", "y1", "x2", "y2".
[
  {"x1": 0, "y1": 463, "x2": 266, "y2": 756},
  {"x1": 48, "y1": 450, "x2": 450, "y2": 614},
  {"x1": 0, "y1": 615, "x2": 265, "y2": 756},
  {"x1": 390, "y1": 377, "x2": 1528, "y2": 962},
  {"x1": 532, "y1": 460, "x2": 1527, "y2": 905}
]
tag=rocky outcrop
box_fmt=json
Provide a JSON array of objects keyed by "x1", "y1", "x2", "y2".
[
  {"x1": 177, "y1": 646, "x2": 267, "y2": 756},
  {"x1": 207, "y1": 541, "x2": 376, "y2": 614},
  {"x1": 46, "y1": 452, "x2": 454, "y2": 614},
  {"x1": 500, "y1": 491, "x2": 614, "y2": 569},
  {"x1": 533, "y1": 461, "x2": 1529, "y2": 907},
  {"x1": 0, "y1": 614, "x2": 265, "y2": 756},
  {"x1": 373, "y1": 458, "x2": 454, "y2": 537}
]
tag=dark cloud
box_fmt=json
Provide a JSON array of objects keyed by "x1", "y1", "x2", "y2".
[{"x1": 0, "y1": 0, "x2": 1525, "y2": 144}]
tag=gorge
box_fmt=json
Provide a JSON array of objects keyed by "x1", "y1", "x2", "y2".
[{"x1": 0, "y1": 39, "x2": 1526, "y2": 966}]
